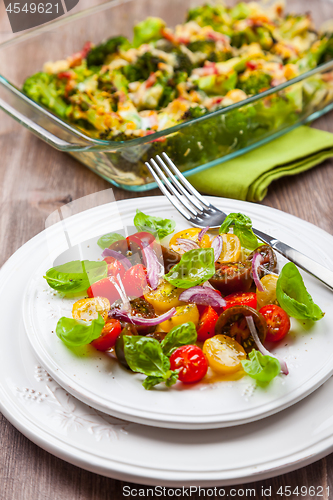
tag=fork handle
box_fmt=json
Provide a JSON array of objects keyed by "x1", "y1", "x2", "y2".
[{"x1": 271, "y1": 241, "x2": 333, "y2": 292}]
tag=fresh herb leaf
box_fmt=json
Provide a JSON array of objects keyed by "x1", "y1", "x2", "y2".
[
  {"x1": 134, "y1": 210, "x2": 176, "y2": 240},
  {"x1": 241, "y1": 349, "x2": 281, "y2": 383},
  {"x1": 44, "y1": 260, "x2": 107, "y2": 294},
  {"x1": 97, "y1": 232, "x2": 125, "y2": 249},
  {"x1": 123, "y1": 335, "x2": 178, "y2": 390},
  {"x1": 56, "y1": 313, "x2": 105, "y2": 347},
  {"x1": 161, "y1": 321, "x2": 197, "y2": 357},
  {"x1": 219, "y1": 213, "x2": 258, "y2": 250},
  {"x1": 164, "y1": 248, "x2": 215, "y2": 289},
  {"x1": 276, "y1": 262, "x2": 324, "y2": 321}
]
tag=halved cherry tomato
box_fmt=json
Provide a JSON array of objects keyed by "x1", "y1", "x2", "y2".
[
  {"x1": 256, "y1": 274, "x2": 278, "y2": 308},
  {"x1": 215, "y1": 305, "x2": 267, "y2": 353},
  {"x1": 103, "y1": 257, "x2": 126, "y2": 280},
  {"x1": 123, "y1": 264, "x2": 149, "y2": 298},
  {"x1": 72, "y1": 297, "x2": 110, "y2": 321},
  {"x1": 169, "y1": 228, "x2": 211, "y2": 254},
  {"x1": 214, "y1": 234, "x2": 241, "y2": 263},
  {"x1": 197, "y1": 306, "x2": 219, "y2": 342},
  {"x1": 144, "y1": 280, "x2": 185, "y2": 314},
  {"x1": 158, "y1": 303, "x2": 199, "y2": 332},
  {"x1": 170, "y1": 345, "x2": 208, "y2": 383},
  {"x1": 127, "y1": 231, "x2": 155, "y2": 250},
  {"x1": 203, "y1": 334, "x2": 246, "y2": 375},
  {"x1": 259, "y1": 304, "x2": 291, "y2": 342},
  {"x1": 91, "y1": 319, "x2": 121, "y2": 351},
  {"x1": 224, "y1": 292, "x2": 257, "y2": 311},
  {"x1": 209, "y1": 261, "x2": 253, "y2": 295},
  {"x1": 87, "y1": 277, "x2": 120, "y2": 304}
]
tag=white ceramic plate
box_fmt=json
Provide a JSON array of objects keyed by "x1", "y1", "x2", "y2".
[
  {"x1": 2, "y1": 208, "x2": 333, "y2": 486},
  {"x1": 23, "y1": 197, "x2": 333, "y2": 429}
]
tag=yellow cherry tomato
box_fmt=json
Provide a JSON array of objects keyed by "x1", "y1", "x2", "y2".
[
  {"x1": 203, "y1": 334, "x2": 246, "y2": 375},
  {"x1": 256, "y1": 274, "x2": 279, "y2": 308},
  {"x1": 158, "y1": 304, "x2": 199, "y2": 332},
  {"x1": 144, "y1": 280, "x2": 185, "y2": 314},
  {"x1": 72, "y1": 297, "x2": 110, "y2": 322},
  {"x1": 169, "y1": 228, "x2": 210, "y2": 254},
  {"x1": 215, "y1": 233, "x2": 241, "y2": 263}
]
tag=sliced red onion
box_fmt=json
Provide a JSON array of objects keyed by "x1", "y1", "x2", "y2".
[
  {"x1": 198, "y1": 226, "x2": 210, "y2": 242},
  {"x1": 109, "y1": 307, "x2": 176, "y2": 326},
  {"x1": 252, "y1": 252, "x2": 265, "y2": 291},
  {"x1": 211, "y1": 235, "x2": 223, "y2": 262},
  {"x1": 102, "y1": 248, "x2": 132, "y2": 270},
  {"x1": 176, "y1": 238, "x2": 200, "y2": 252},
  {"x1": 179, "y1": 286, "x2": 226, "y2": 308},
  {"x1": 245, "y1": 316, "x2": 289, "y2": 375},
  {"x1": 142, "y1": 245, "x2": 161, "y2": 290}
]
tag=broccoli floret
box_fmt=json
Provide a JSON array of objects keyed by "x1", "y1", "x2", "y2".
[
  {"x1": 181, "y1": 106, "x2": 208, "y2": 120},
  {"x1": 122, "y1": 52, "x2": 163, "y2": 82},
  {"x1": 86, "y1": 36, "x2": 130, "y2": 67},
  {"x1": 174, "y1": 51, "x2": 194, "y2": 74},
  {"x1": 238, "y1": 71, "x2": 272, "y2": 94},
  {"x1": 22, "y1": 72, "x2": 69, "y2": 118},
  {"x1": 230, "y1": 2, "x2": 251, "y2": 20},
  {"x1": 187, "y1": 4, "x2": 231, "y2": 35},
  {"x1": 133, "y1": 17, "x2": 165, "y2": 48},
  {"x1": 157, "y1": 71, "x2": 189, "y2": 109}
]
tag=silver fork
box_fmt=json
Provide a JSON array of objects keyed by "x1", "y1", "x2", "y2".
[{"x1": 146, "y1": 152, "x2": 333, "y2": 292}]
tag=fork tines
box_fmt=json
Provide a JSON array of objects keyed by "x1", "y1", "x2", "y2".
[{"x1": 145, "y1": 152, "x2": 213, "y2": 222}]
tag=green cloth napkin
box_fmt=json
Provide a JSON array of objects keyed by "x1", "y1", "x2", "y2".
[{"x1": 188, "y1": 126, "x2": 333, "y2": 202}]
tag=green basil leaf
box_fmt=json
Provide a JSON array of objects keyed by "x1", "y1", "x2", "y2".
[
  {"x1": 133, "y1": 210, "x2": 176, "y2": 239},
  {"x1": 97, "y1": 232, "x2": 125, "y2": 249},
  {"x1": 44, "y1": 260, "x2": 107, "y2": 294},
  {"x1": 143, "y1": 371, "x2": 178, "y2": 390},
  {"x1": 219, "y1": 212, "x2": 258, "y2": 250},
  {"x1": 233, "y1": 226, "x2": 258, "y2": 251},
  {"x1": 161, "y1": 321, "x2": 197, "y2": 357},
  {"x1": 123, "y1": 335, "x2": 178, "y2": 390},
  {"x1": 164, "y1": 248, "x2": 215, "y2": 289},
  {"x1": 123, "y1": 335, "x2": 171, "y2": 377},
  {"x1": 241, "y1": 349, "x2": 281, "y2": 383},
  {"x1": 56, "y1": 313, "x2": 105, "y2": 347},
  {"x1": 276, "y1": 262, "x2": 324, "y2": 321}
]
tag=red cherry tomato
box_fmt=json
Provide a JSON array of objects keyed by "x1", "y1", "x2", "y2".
[
  {"x1": 127, "y1": 232, "x2": 155, "y2": 250},
  {"x1": 224, "y1": 292, "x2": 257, "y2": 311},
  {"x1": 91, "y1": 319, "x2": 121, "y2": 351},
  {"x1": 87, "y1": 277, "x2": 120, "y2": 304},
  {"x1": 197, "y1": 306, "x2": 219, "y2": 342},
  {"x1": 123, "y1": 264, "x2": 148, "y2": 298},
  {"x1": 259, "y1": 304, "x2": 291, "y2": 342},
  {"x1": 103, "y1": 257, "x2": 126, "y2": 280},
  {"x1": 170, "y1": 345, "x2": 208, "y2": 384}
]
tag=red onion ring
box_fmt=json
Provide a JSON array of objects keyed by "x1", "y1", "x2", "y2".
[
  {"x1": 179, "y1": 286, "x2": 226, "y2": 308},
  {"x1": 211, "y1": 235, "x2": 223, "y2": 262},
  {"x1": 142, "y1": 245, "x2": 161, "y2": 290},
  {"x1": 101, "y1": 248, "x2": 132, "y2": 270},
  {"x1": 252, "y1": 252, "x2": 265, "y2": 291},
  {"x1": 198, "y1": 226, "x2": 210, "y2": 242},
  {"x1": 109, "y1": 307, "x2": 176, "y2": 326},
  {"x1": 245, "y1": 316, "x2": 289, "y2": 375},
  {"x1": 176, "y1": 238, "x2": 200, "y2": 252}
]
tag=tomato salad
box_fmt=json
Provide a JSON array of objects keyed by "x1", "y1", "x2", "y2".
[{"x1": 46, "y1": 210, "x2": 324, "y2": 390}]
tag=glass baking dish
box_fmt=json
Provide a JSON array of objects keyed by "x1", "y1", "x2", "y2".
[{"x1": 1, "y1": 0, "x2": 333, "y2": 191}]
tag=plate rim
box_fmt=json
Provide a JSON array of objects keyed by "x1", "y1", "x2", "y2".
[{"x1": 21, "y1": 195, "x2": 333, "y2": 429}]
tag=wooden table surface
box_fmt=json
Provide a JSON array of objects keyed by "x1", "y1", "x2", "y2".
[{"x1": 1, "y1": 3, "x2": 333, "y2": 500}]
